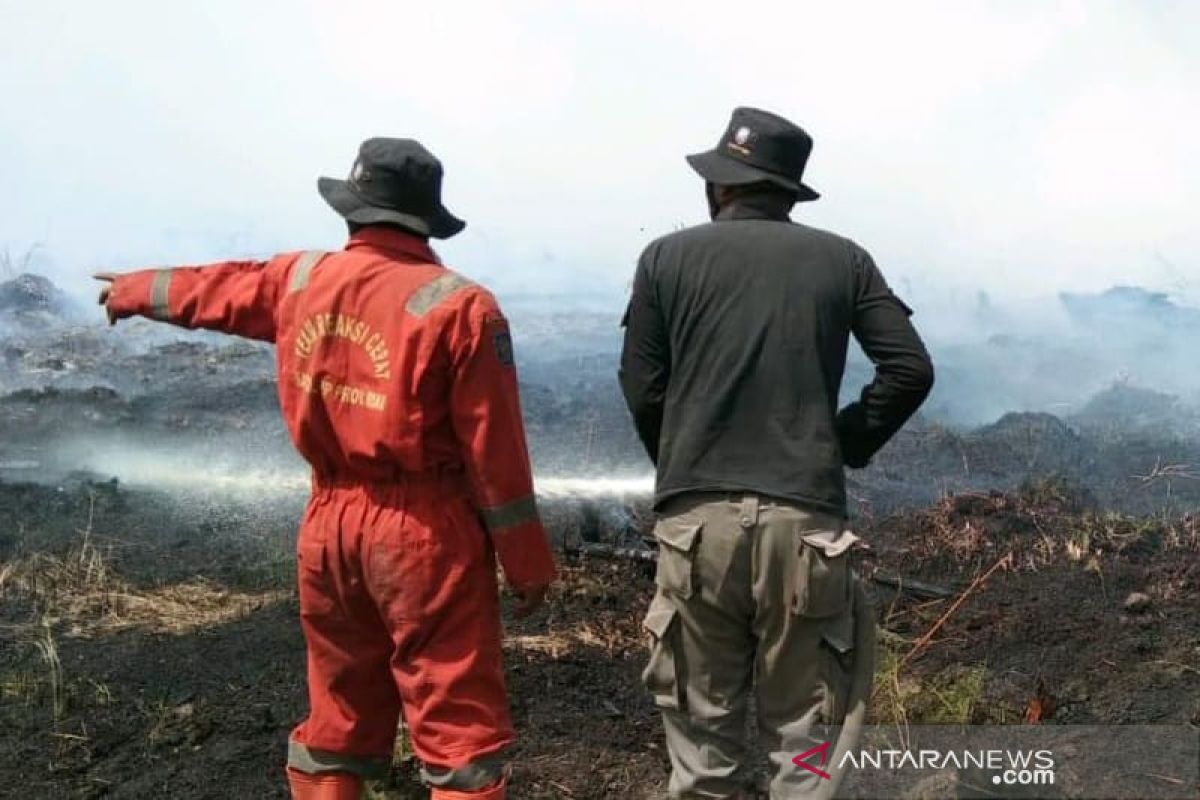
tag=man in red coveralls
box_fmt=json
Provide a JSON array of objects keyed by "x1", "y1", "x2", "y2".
[{"x1": 95, "y1": 138, "x2": 558, "y2": 800}]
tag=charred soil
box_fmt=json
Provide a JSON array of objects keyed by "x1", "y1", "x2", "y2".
[{"x1": 2, "y1": 478, "x2": 1198, "y2": 798}]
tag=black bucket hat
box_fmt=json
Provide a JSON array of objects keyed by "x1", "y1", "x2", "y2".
[
  {"x1": 318, "y1": 138, "x2": 466, "y2": 239},
  {"x1": 686, "y1": 107, "x2": 820, "y2": 202}
]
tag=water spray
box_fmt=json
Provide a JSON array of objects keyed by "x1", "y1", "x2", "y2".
[{"x1": 56, "y1": 440, "x2": 654, "y2": 503}]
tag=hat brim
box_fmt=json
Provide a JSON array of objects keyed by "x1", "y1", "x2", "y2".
[
  {"x1": 686, "y1": 150, "x2": 819, "y2": 202},
  {"x1": 317, "y1": 177, "x2": 466, "y2": 239}
]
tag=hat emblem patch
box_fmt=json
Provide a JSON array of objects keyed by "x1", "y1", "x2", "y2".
[
  {"x1": 728, "y1": 126, "x2": 755, "y2": 156},
  {"x1": 351, "y1": 161, "x2": 371, "y2": 184}
]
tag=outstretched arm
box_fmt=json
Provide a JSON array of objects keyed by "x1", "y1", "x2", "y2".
[{"x1": 94, "y1": 256, "x2": 292, "y2": 342}]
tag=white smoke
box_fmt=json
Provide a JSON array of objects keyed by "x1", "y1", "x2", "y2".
[{"x1": 60, "y1": 439, "x2": 653, "y2": 502}]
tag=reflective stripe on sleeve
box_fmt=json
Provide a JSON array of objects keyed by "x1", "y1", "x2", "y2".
[
  {"x1": 287, "y1": 739, "x2": 391, "y2": 779},
  {"x1": 288, "y1": 250, "x2": 328, "y2": 293},
  {"x1": 150, "y1": 269, "x2": 173, "y2": 321},
  {"x1": 479, "y1": 495, "x2": 539, "y2": 533},
  {"x1": 405, "y1": 272, "x2": 474, "y2": 317}
]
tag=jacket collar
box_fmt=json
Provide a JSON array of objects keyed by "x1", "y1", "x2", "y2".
[
  {"x1": 346, "y1": 225, "x2": 439, "y2": 262},
  {"x1": 715, "y1": 198, "x2": 793, "y2": 223}
]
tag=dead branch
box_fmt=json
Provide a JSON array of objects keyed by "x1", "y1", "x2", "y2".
[
  {"x1": 870, "y1": 573, "x2": 955, "y2": 600},
  {"x1": 897, "y1": 551, "x2": 1014, "y2": 671},
  {"x1": 1134, "y1": 457, "x2": 1199, "y2": 487}
]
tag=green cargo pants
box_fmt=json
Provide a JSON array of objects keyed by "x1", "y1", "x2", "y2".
[{"x1": 642, "y1": 492, "x2": 872, "y2": 800}]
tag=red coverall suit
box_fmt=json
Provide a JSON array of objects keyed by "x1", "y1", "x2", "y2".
[{"x1": 105, "y1": 226, "x2": 557, "y2": 800}]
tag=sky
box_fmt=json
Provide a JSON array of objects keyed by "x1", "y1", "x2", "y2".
[{"x1": 0, "y1": 0, "x2": 1197, "y2": 313}]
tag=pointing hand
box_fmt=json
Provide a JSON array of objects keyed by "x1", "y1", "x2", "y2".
[{"x1": 92, "y1": 272, "x2": 117, "y2": 325}]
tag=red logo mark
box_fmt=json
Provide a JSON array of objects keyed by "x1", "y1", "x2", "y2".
[{"x1": 792, "y1": 740, "x2": 833, "y2": 780}]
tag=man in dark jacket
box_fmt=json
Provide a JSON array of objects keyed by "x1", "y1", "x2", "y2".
[{"x1": 620, "y1": 108, "x2": 933, "y2": 799}]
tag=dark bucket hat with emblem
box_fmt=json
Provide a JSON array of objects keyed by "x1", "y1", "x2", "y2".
[
  {"x1": 686, "y1": 107, "x2": 820, "y2": 202},
  {"x1": 318, "y1": 138, "x2": 466, "y2": 239}
]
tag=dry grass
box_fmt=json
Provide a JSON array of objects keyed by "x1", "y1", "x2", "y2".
[
  {"x1": 31, "y1": 619, "x2": 66, "y2": 721},
  {"x1": 0, "y1": 242, "x2": 42, "y2": 281},
  {"x1": 889, "y1": 477, "x2": 1200, "y2": 575},
  {"x1": 0, "y1": 502, "x2": 291, "y2": 739},
  {"x1": 872, "y1": 637, "x2": 1000, "y2": 727},
  {"x1": 0, "y1": 502, "x2": 288, "y2": 639},
  {"x1": 507, "y1": 618, "x2": 633, "y2": 660}
]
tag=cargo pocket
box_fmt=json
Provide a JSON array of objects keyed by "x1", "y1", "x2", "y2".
[
  {"x1": 791, "y1": 532, "x2": 853, "y2": 618},
  {"x1": 640, "y1": 595, "x2": 685, "y2": 711},
  {"x1": 653, "y1": 518, "x2": 702, "y2": 599},
  {"x1": 296, "y1": 532, "x2": 335, "y2": 618},
  {"x1": 817, "y1": 609, "x2": 856, "y2": 723},
  {"x1": 297, "y1": 533, "x2": 326, "y2": 577}
]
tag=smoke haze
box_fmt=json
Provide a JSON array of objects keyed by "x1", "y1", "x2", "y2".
[{"x1": 0, "y1": 1, "x2": 1196, "y2": 308}]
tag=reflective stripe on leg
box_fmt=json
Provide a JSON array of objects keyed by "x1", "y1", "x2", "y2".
[
  {"x1": 430, "y1": 776, "x2": 507, "y2": 800},
  {"x1": 422, "y1": 753, "x2": 507, "y2": 790},
  {"x1": 287, "y1": 739, "x2": 391, "y2": 780},
  {"x1": 286, "y1": 767, "x2": 364, "y2": 800}
]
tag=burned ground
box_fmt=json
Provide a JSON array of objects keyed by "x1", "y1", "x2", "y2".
[
  {"x1": 0, "y1": 480, "x2": 660, "y2": 799},
  {"x1": 2, "y1": 276, "x2": 1199, "y2": 797},
  {"x1": 2, "y1": 477, "x2": 1198, "y2": 799}
]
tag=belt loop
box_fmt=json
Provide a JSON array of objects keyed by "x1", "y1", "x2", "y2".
[{"x1": 738, "y1": 494, "x2": 759, "y2": 529}]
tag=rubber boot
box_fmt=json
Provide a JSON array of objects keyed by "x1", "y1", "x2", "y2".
[
  {"x1": 286, "y1": 767, "x2": 364, "y2": 800},
  {"x1": 430, "y1": 777, "x2": 507, "y2": 800}
]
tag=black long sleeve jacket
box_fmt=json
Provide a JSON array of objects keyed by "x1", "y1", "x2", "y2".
[{"x1": 619, "y1": 202, "x2": 934, "y2": 513}]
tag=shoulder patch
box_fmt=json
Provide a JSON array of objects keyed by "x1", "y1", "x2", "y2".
[
  {"x1": 405, "y1": 272, "x2": 475, "y2": 317},
  {"x1": 493, "y1": 328, "x2": 514, "y2": 366}
]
